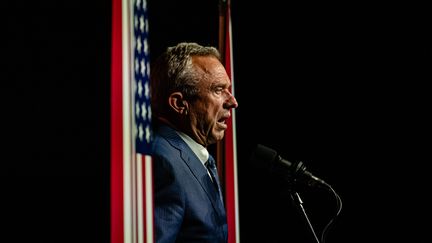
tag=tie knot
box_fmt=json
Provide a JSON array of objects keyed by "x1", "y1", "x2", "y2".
[{"x1": 206, "y1": 157, "x2": 216, "y2": 169}]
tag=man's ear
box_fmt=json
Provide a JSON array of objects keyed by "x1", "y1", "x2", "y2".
[{"x1": 168, "y1": 92, "x2": 189, "y2": 115}]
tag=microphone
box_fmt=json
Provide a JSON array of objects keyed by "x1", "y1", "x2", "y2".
[{"x1": 250, "y1": 144, "x2": 329, "y2": 188}]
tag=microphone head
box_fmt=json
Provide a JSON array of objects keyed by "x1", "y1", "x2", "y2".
[
  {"x1": 250, "y1": 144, "x2": 330, "y2": 189},
  {"x1": 250, "y1": 144, "x2": 304, "y2": 182},
  {"x1": 249, "y1": 144, "x2": 278, "y2": 171}
]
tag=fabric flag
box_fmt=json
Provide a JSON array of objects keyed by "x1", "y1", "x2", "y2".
[
  {"x1": 220, "y1": 0, "x2": 240, "y2": 242},
  {"x1": 111, "y1": 0, "x2": 154, "y2": 242}
]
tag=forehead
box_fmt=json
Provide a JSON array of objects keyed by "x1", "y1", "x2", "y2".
[{"x1": 192, "y1": 56, "x2": 230, "y2": 86}]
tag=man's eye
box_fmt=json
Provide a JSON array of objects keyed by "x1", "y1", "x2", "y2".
[{"x1": 215, "y1": 88, "x2": 224, "y2": 94}]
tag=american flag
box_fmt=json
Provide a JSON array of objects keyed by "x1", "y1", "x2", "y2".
[
  {"x1": 111, "y1": 0, "x2": 154, "y2": 242},
  {"x1": 133, "y1": 0, "x2": 152, "y2": 154}
]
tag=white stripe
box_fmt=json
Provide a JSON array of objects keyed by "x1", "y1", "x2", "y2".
[
  {"x1": 122, "y1": 0, "x2": 133, "y2": 242},
  {"x1": 228, "y1": 10, "x2": 241, "y2": 243},
  {"x1": 145, "y1": 155, "x2": 154, "y2": 243},
  {"x1": 136, "y1": 154, "x2": 144, "y2": 243}
]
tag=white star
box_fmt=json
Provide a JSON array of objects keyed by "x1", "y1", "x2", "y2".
[
  {"x1": 138, "y1": 80, "x2": 143, "y2": 97},
  {"x1": 140, "y1": 59, "x2": 146, "y2": 77},
  {"x1": 136, "y1": 0, "x2": 141, "y2": 10},
  {"x1": 140, "y1": 15, "x2": 145, "y2": 33},
  {"x1": 145, "y1": 124, "x2": 150, "y2": 143},
  {"x1": 136, "y1": 36, "x2": 142, "y2": 53},
  {"x1": 141, "y1": 103, "x2": 147, "y2": 120},
  {"x1": 143, "y1": 0, "x2": 147, "y2": 11},
  {"x1": 134, "y1": 14, "x2": 138, "y2": 30},
  {"x1": 146, "y1": 62, "x2": 150, "y2": 77},
  {"x1": 147, "y1": 106, "x2": 152, "y2": 120},
  {"x1": 139, "y1": 124, "x2": 144, "y2": 141},
  {"x1": 135, "y1": 57, "x2": 139, "y2": 74},
  {"x1": 143, "y1": 38, "x2": 149, "y2": 55},
  {"x1": 135, "y1": 102, "x2": 140, "y2": 118},
  {"x1": 145, "y1": 19, "x2": 149, "y2": 33},
  {"x1": 144, "y1": 82, "x2": 149, "y2": 98}
]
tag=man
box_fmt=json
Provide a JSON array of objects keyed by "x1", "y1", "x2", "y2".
[{"x1": 150, "y1": 42, "x2": 238, "y2": 243}]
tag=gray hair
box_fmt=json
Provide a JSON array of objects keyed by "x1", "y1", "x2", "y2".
[{"x1": 150, "y1": 42, "x2": 221, "y2": 118}]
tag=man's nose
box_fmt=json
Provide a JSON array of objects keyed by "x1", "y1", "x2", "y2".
[{"x1": 225, "y1": 91, "x2": 238, "y2": 109}]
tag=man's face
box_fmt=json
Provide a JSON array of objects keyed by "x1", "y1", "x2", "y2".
[{"x1": 188, "y1": 56, "x2": 238, "y2": 146}]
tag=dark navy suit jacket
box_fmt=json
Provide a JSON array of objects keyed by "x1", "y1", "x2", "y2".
[{"x1": 152, "y1": 124, "x2": 228, "y2": 243}]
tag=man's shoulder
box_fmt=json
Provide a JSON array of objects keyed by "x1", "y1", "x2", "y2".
[{"x1": 152, "y1": 125, "x2": 184, "y2": 153}]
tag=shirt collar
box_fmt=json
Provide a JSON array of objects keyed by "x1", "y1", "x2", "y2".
[{"x1": 176, "y1": 131, "x2": 209, "y2": 166}]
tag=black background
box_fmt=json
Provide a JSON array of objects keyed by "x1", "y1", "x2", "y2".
[{"x1": 3, "y1": 0, "x2": 431, "y2": 242}]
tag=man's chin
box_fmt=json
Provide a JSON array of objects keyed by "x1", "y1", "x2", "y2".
[{"x1": 211, "y1": 131, "x2": 225, "y2": 143}]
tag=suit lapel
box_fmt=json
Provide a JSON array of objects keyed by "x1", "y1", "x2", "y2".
[{"x1": 157, "y1": 125, "x2": 226, "y2": 217}]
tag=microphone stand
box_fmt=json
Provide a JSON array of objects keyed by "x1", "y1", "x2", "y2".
[{"x1": 289, "y1": 190, "x2": 320, "y2": 243}]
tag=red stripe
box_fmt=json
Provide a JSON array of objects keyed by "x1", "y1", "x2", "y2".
[
  {"x1": 224, "y1": 2, "x2": 238, "y2": 243},
  {"x1": 141, "y1": 157, "x2": 146, "y2": 243},
  {"x1": 140, "y1": 157, "x2": 147, "y2": 243},
  {"x1": 134, "y1": 156, "x2": 138, "y2": 243},
  {"x1": 150, "y1": 157, "x2": 155, "y2": 242},
  {"x1": 111, "y1": 0, "x2": 124, "y2": 242}
]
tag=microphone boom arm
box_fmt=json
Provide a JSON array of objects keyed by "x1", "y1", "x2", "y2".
[{"x1": 291, "y1": 191, "x2": 321, "y2": 243}]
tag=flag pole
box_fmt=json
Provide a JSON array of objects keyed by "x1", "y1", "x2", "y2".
[
  {"x1": 216, "y1": 0, "x2": 228, "y2": 189},
  {"x1": 219, "y1": 0, "x2": 228, "y2": 62}
]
